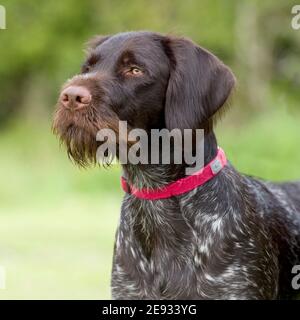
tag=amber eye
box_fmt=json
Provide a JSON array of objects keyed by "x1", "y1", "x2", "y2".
[
  {"x1": 125, "y1": 67, "x2": 143, "y2": 76},
  {"x1": 131, "y1": 67, "x2": 142, "y2": 75}
]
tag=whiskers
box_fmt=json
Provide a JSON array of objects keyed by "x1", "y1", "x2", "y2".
[{"x1": 52, "y1": 102, "x2": 119, "y2": 168}]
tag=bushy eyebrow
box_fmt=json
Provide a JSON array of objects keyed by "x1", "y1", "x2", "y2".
[
  {"x1": 85, "y1": 53, "x2": 100, "y2": 66},
  {"x1": 117, "y1": 50, "x2": 146, "y2": 68}
]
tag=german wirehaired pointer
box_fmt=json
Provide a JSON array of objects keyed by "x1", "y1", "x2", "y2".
[{"x1": 53, "y1": 31, "x2": 300, "y2": 299}]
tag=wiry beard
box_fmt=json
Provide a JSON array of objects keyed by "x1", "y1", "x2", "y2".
[{"x1": 52, "y1": 102, "x2": 120, "y2": 168}]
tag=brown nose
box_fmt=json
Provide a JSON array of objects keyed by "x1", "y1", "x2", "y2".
[{"x1": 60, "y1": 86, "x2": 91, "y2": 110}]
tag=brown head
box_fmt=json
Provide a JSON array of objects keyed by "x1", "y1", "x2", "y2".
[{"x1": 53, "y1": 31, "x2": 235, "y2": 167}]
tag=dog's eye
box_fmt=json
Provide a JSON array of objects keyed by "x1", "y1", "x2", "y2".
[
  {"x1": 132, "y1": 68, "x2": 142, "y2": 75},
  {"x1": 125, "y1": 67, "x2": 143, "y2": 76}
]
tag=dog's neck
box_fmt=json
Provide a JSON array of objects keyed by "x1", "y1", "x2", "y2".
[{"x1": 122, "y1": 130, "x2": 218, "y2": 190}]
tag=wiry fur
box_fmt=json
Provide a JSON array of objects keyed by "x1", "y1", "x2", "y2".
[
  {"x1": 112, "y1": 163, "x2": 300, "y2": 299},
  {"x1": 53, "y1": 31, "x2": 300, "y2": 299}
]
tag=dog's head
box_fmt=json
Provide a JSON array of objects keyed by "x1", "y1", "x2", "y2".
[{"x1": 53, "y1": 31, "x2": 235, "y2": 166}]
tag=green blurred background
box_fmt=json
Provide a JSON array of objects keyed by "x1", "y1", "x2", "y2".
[{"x1": 0, "y1": 0, "x2": 299, "y2": 299}]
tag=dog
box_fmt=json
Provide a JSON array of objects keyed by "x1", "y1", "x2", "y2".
[{"x1": 53, "y1": 31, "x2": 300, "y2": 299}]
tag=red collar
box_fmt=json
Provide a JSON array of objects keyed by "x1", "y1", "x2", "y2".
[{"x1": 121, "y1": 148, "x2": 227, "y2": 200}]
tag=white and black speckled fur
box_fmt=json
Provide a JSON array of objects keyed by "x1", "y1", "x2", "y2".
[
  {"x1": 53, "y1": 31, "x2": 300, "y2": 300},
  {"x1": 111, "y1": 136, "x2": 300, "y2": 300}
]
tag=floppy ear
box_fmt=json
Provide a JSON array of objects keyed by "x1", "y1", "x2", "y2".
[{"x1": 163, "y1": 37, "x2": 236, "y2": 130}]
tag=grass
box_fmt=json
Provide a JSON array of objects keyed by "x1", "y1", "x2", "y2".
[
  {"x1": 0, "y1": 105, "x2": 299, "y2": 299},
  {"x1": 0, "y1": 120, "x2": 122, "y2": 299}
]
